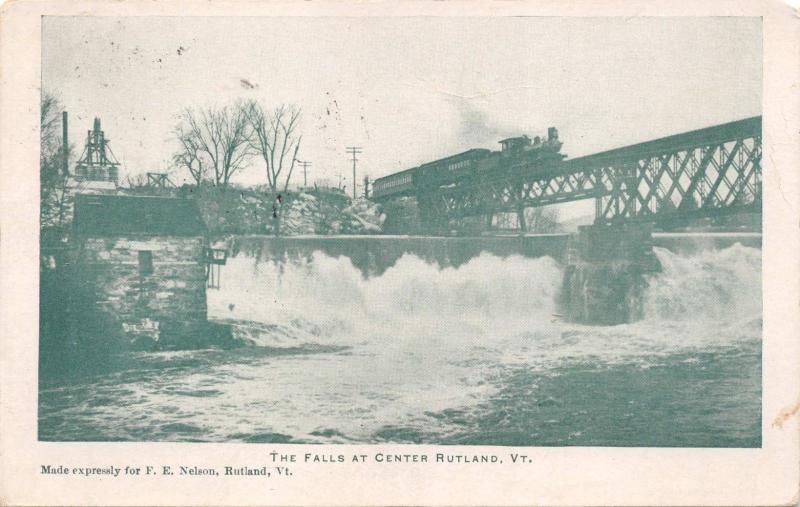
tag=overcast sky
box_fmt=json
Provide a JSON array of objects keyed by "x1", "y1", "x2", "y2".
[{"x1": 43, "y1": 16, "x2": 761, "y2": 194}]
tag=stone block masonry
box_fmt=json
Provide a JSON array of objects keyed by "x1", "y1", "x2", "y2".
[
  {"x1": 71, "y1": 235, "x2": 209, "y2": 349},
  {"x1": 561, "y1": 223, "x2": 660, "y2": 325}
]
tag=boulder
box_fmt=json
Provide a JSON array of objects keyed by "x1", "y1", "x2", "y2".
[{"x1": 340, "y1": 197, "x2": 384, "y2": 234}]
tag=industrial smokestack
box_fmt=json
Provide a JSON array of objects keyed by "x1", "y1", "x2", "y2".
[
  {"x1": 62, "y1": 111, "x2": 69, "y2": 175},
  {"x1": 93, "y1": 117, "x2": 101, "y2": 132}
]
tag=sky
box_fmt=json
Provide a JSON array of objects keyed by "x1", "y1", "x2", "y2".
[{"x1": 43, "y1": 16, "x2": 762, "y2": 202}]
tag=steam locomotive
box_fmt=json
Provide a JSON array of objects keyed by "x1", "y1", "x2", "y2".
[{"x1": 372, "y1": 127, "x2": 564, "y2": 200}]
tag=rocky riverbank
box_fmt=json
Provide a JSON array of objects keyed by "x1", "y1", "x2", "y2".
[
  {"x1": 117, "y1": 185, "x2": 387, "y2": 237},
  {"x1": 281, "y1": 193, "x2": 385, "y2": 235}
]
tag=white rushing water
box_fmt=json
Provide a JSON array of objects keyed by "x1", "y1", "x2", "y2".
[
  {"x1": 194, "y1": 243, "x2": 761, "y2": 442},
  {"x1": 39, "y1": 242, "x2": 761, "y2": 444}
]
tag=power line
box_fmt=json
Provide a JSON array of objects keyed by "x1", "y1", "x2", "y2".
[{"x1": 346, "y1": 146, "x2": 362, "y2": 199}]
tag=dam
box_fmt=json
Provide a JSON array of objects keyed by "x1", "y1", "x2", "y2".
[
  {"x1": 206, "y1": 231, "x2": 762, "y2": 340},
  {"x1": 225, "y1": 232, "x2": 761, "y2": 276}
]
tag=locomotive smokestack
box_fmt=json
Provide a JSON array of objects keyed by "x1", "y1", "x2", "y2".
[{"x1": 62, "y1": 111, "x2": 69, "y2": 175}]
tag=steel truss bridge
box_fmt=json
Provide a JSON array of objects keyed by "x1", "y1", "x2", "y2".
[{"x1": 414, "y1": 116, "x2": 762, "y2": 229}]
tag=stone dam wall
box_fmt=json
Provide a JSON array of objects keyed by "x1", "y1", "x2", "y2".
[
  {"x1": 226, "y1": 231, "x2": 761, "y2": 326},
  {"x1": 228, "y1": 234, "x2": 570, "y2": 276},
  {"x1": 227, "y1": 232, "x2": 761, "y2": 275}
]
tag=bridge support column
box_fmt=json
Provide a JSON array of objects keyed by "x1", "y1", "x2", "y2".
[
  {"x1": 561, "y1": 223, "x2": 660, "y2": 325},
  {"x1": 516, "y1": 205, "x2": 527, "y2": 233}
]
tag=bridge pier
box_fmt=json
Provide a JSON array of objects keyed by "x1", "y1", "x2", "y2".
[
  {"x1": 561, "y1": 223, "x2": 660, "y2": 325},
  {"x1": 516, "y1": 205, "x2": 527, "y2": 233}
]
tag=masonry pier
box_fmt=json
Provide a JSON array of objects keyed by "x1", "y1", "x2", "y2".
[{"x1": 561, "y1": 223, "x2": 660, "y2": 325}]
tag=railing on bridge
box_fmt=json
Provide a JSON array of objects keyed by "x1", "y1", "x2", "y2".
[{"x1": 415, "y1": 116, "x2": 761, "y2": 227}]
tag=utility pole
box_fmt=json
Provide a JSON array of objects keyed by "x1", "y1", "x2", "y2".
[
  {"x1": 297, "y1": 160, "x2": 312, "y2": 187},
  {"x1": 346, "y1": 146, "x2": 362, "y2": 199},
  {"x1": 61, "y1": 111, "x2": 69, "y2": 176}
]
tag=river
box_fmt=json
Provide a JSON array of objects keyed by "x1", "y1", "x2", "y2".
[{"x1": 39, "y1": 241, "x2": 762, "y2": 446}]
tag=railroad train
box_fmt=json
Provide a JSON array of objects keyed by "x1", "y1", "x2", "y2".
[{"x1": 372, "y1": 127, "x2": 565, "y2": 200}]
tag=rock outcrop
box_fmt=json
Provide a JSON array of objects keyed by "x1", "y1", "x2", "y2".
[
  {"x1": 279, "y1": 193, "x2": 385, "y2": 236},
  {"x1": 339, "y1": 198, "x2": 386, "y2": 234},
  {"x1": 281, "y1": 193, "x2": 321, "y2": 235}
]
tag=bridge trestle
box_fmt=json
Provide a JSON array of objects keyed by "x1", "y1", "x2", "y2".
[
  {"x1": 596, "y1": 133, "x2": 761, "y2": 224},
  {"x1": 415, "y1": 116, "x2": 761, "y2": 233}
]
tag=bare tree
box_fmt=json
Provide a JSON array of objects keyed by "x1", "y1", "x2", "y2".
[
  {"x1": 524, "y1": 206, "x2": 561, "y2": 233},
  {"x1": 40, "y1": 91, "x2": 72, "y2": 230},
  {"x1": 244, "y1": 101, "x2": 302, "y2": 198},
  {"x1": 123, "y1": 172, "x2": 148, "y2": 189},
  {"x1": 41, "y1": 92, "x2": 61, "y2": 154},
  {"x1": 172, "y1": 126, "x2": 206, "y2": 187},
  {"x1": 174, "y1": 101, "x2": 252, "y2": 192}
]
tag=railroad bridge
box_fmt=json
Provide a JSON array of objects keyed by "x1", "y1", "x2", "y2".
[
  {"x1": 374, "y1": 116, "x2": 762, "y2": 232},
  {"x1": 373, "y1": 116, "x2": 762, "y2": 324}
]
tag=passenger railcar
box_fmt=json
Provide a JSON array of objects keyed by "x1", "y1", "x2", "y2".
[
  {"x1": 372, "y1": 127, "x2": 565, "y2": 201},
  {"x1": 416, "y1": 149, "x2": 493, "y2": 187},
  {"x1": 372, "y1": 167, "x2": 416, "y2": 199}
]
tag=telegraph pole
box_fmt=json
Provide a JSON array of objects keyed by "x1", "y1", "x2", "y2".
[
  {"x1": 297, "y1": 160, "x2": 312, "y2": 187},
  {"x1": 346, "y1": 146, "x2": 362, "y2": 199},
  {"x1": 363, "y1": 175, "x2": 371, "y2": 199}
]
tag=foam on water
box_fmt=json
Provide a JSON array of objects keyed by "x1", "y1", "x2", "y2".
[
  {"x1": 646, "y1": 244, "x2": 762, "y2": 322},
  {"x1": 197, "y1": 244, "x2": 762, "y2": 441},
  {"x1": 38, "y1": 242, "x2": 762, "y2": 443},
  {"x1": 209, "y1": 244, "x2": 761, "y2": 355},
  {"x1": 209, "y1": 252, "x2": 564, "y2": 347}
]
